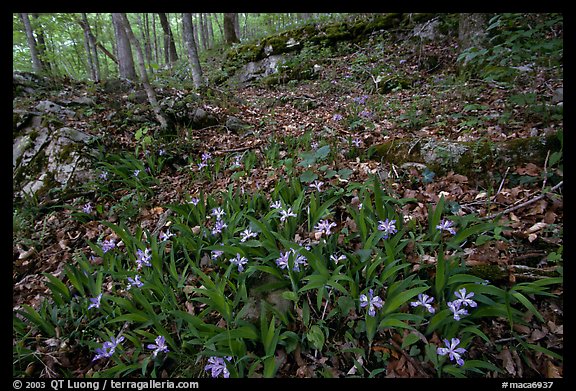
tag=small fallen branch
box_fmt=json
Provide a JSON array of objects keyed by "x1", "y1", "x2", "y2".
[{"x1": 482, "y1": 181, "x2": 562, "y2": 221}]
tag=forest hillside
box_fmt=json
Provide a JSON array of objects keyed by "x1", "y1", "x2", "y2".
[{"x1": 13, "y1": 13, "x2": 563, "y2": 380}]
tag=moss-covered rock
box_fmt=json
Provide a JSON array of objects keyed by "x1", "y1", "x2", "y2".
[
  {"x1": 370, "y1": 134, "x2": 562, "y2": 180},
  {"x1": 217, "y1": 13, "x2": 438, "y2": 86}
]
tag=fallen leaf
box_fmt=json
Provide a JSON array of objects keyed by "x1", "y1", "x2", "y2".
[
  {"x1": 543, "y1": 211, "x2": 557, "y2": 224},
  {"x1": 498, "y1": 347, "x2": 516, "y2": 376},
  {"x1": 516, "y1": 163, "x2": 541, "y2": 176},
  {"x1": 525, "y1": 222, "x2": 547, "y2": 234},
  {"x1": 151, "y1": 206, "x2": 164, "y2": 214},
  {"x1": 546, "y1": 361, "x2": 563, "y2": 378},
  {"x1": 529, "y1": 327, "x2": 548, "y2": 342}
]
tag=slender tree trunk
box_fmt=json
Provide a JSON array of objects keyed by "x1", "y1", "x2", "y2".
[
  {"x1": 243, "y1": 13, "x2": 249, "y2": 39},
  {"x1": 81, "y1": 17, "x2": 96, "y2": 80},
  {"x1": 223, "y1": 13, "x2": 240, "y2": 45},
  {"x1": 213, "y1": 13, "x2": 224, "y2": 43},
  {"x1": 31, "y1": 14, "x2": 51, "y2": 72},
  {"x1": 206, "y1": 14, "x2": 214, "y2": 49},
  {"x1": 199, "y1": 13, "x2": 207, "y2": 50},
  {"x1": 182, "y1": 13, "x2": 204, "y2": 89},
  {"x1": 158, "y1": 13, "x2": 178, "y2": 66},
  {"x1": 80, "y1": 13, "x2": 100, "y2": 81},
  {"x1": 152, "y1": 13, "x2": 159, "y2": 65},
  {"x1": 117, "y1": 13, "x2": 168, "y2": 129},
  {"x1": 111, "y1": 13, "x2": 137, "y2": 80},
  {"x1": 19, "y1": 13, "x2": 43, "y2": 74},
  {"x1": 233, "y1": 13, "x2": 240, "y2": 39},
  {"x1": 192, "y1": 14, "x2": 200, "y2": 51},
  {"x1": 96, "y1": 42, "x2": 117, "y2": 64},
  {"x1": 142, "y1": 13, "x2": 153, "y2": 74}
]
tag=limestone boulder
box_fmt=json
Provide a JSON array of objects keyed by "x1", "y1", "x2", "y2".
[{"x1": 13, "y1": 120, "x2": 98, "y2": 200}]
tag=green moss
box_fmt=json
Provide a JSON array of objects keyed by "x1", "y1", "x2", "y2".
[
  {"x1": 350, "y1": 13, "x2": 404, "y2": 37},
  {"x1": 58, "y1": 142, "x2": 77, "y2": 162},
  {"x1": 226, "y1": 43, "x2": 262, "y2": 63},
  {"x1": 371, "y1": 134, "x2": 561, "y2": 182},
  {"x1": 468, "y1": 264, "x2": 508, "y2": 283}
]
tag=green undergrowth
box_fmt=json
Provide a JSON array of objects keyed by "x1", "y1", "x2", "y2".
[{"x1": 13, "y1": 143, "x2": 563, "y2": 378}]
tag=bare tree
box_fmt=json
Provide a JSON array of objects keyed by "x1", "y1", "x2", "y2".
[
  {"x1": 111, "y1": 13, "x2": 137, "y2": 80},
  {"x1": 223, "y1": 13, "x2": 240, "y2": 45},
  {"x1": 19, "y1": 13, "x2": 43, "y2": 73},
  {"x1": 117, "y1": 13, "x2": 168, "y2": 129},
  {"x1": 182, "y1": 13, "x2": 204, "y2": 89}
]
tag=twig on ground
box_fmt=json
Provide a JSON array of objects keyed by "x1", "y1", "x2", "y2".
[
  {"x1": 497, "y1": 167, "x2": 510, "y2": 195},
  {"x1": 389, "y1": 339, "x2": 431, "y2": 377},
  {"x1": 542, "y1": 150, "x2": 551, "y2": 191},
  {"x1": 482, "y1": 181, "x2": 562, "y2": 221}
]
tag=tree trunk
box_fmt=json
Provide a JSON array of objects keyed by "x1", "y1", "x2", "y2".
[
  {"x1": 152, "y1": 13, "x2": 159, "y2": 65},
  {"x1": 206, "y1": 14, "x2": 214, "y2": 49},
  {"x1": 458, "y1": 13, "x2": 488, "y2": 51},
  {"x1": 80, "y1": 13, "x2": 100, "y2": 81},
  {"x1": 242, "y1": 13, "x2": 249, "y2": 39},
  {"x1": 111, "y1": 13, "x2": 137, "y2": 80},
  {"x1": 31, "y1": 14, "x2": 51, "y2": 72},
  {"x1": 213, "y1": 13, "x2": 224, "y2": 43},
  {"x1": 136, "y1": 14, "x2": 151, "y2": 75},
  {"x1": 223, "y1": 13, "x2": 240, "y2": 45},
  {"x1": 198, "y1": 13, "x2": 207, "y2": 50},
  {"x1": 142, "y1": 14, "x2": 152, "y2": 72},
  {"x1": 96, "y1": 42, "x2": 118, "y2": 64},
  {"x1": 192, "y1": 14, "x2": 200, "y2": 53},
  {"x1": 158, "y1": 13, "x2": 178, "y2": 66},
  {"x1": 117, "y1": 13, "x2": 168, "y2": 130},
  {"x1": 233, "y1": 13, "x2": 241, "y2": 39},
  {"x1": 81, "y1": 16, "x2": 96, "y2": 80},
  {"x1": 19, "y1": 13, "x2": 43, "y2": 74},
  {"x1": 182, "y1": 13, "x2": 204, "y2": 89}
]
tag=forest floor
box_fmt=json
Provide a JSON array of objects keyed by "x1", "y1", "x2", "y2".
[{"x1": 13, "y1": 29, "x2": 563, "y2": 379}]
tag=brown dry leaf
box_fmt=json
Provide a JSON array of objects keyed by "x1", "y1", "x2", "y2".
[
  {"x1": 529, "y1": 327, "x2": 548, "y2": 342},
  {"x1": 18, "y1": 247, "x2": 37, "y2": 260},
  {"x1": 525, "y1": 222, "x2": 547, "y2": 234},
  {"x1": 184, "y1": 301, "x2": 195, "y2": 314},
  {"x1": 547, "y1": 321, "x2": 563, "y2": 335},
  {"x1": 151, "y1": 206, "x2": 164, "y2": 214},
  {"x1": 543, "y1": 211, "x2": 557, "y2": 224},
  {"x1": 527, "y1": 199, "x2": 548, "y2": 216},
  {"x1": 345, "y1": 217, "x2": 358, "y2": 233},
  {"x1": 516, "y1": 163, "x2": 541, "y2": 176},
  {"x1": 546, "y1": 361, "x2": 563, "y2": 378},
  {"x1": 512, "y1": 323, "x2": 531, "y2": 334},
  {"x1": 498, "y1": 348, "x2": 516, "y2": 376},
  {"x1": 447, "y1": 173, "x2": 468, "y2": 183},
  {"x1": 296, "y1": 365, "x2": 315, "y2": 378}
]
